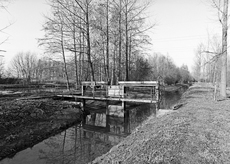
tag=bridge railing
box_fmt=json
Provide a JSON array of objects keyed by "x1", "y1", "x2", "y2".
[{"x1": 81, "y1": 80, "x2": 163, "y2": 103}]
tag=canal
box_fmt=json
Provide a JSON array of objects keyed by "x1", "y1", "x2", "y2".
[{"x1": 0, "y1": 87, "x2": 186, "y2": 164}]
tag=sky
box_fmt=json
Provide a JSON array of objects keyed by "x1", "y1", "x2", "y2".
[
  {"x1": 0, "y1": 0, "x2": 223, "y2": 72},
  {"x1": 0, "y1": 0, "x2": 50, "y2": 64},
  {"x1": 146, "y1": 0, "x2": 222, "y2": 71}
]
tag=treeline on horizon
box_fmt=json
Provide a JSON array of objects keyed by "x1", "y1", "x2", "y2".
[{"x1": 0, "y1": 52, "x2": 192, "y2": 86}]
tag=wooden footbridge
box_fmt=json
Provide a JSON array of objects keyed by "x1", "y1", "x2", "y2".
[{"x1": 57, "y1": 80, "x2": 164, "y2": 115}]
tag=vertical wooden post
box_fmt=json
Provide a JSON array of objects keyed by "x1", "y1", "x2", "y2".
[
  {"x1": 82, "y1": 99, "x2": 86, "y2": 125},
  {"x1": 81, "y1": 85, "x2": 85, "y2": 96},
  {"x1": 93, "y1": 86, "x2": 95, "y2": 98},
  {"x1": 155, "y1": 82, "x2": 160, "y2": 111},
  {"x1": 123, "y1": 86, "x2": 128, "y2": 133},
  {"x1": 106, "y1": 85, "x2": 108, "y2": 97},
  {"x1": 106, "y1": 100, "x2": 109, "y2": 115},
  {"x1": 105, "y1": 100, "x2": 110, "y2": 131},
  {"x1": 82, "y1": 99, "x2": 87, "y2": 138},
  {"x1": 151, "y1": 86, "x2": 155, "y2": 101},
  {"x1": 106, "y1": 114, "x2": 110, "y2": 132},
  {"x1": 122, "y1": 85, "x2": 126, "y2": 114},
  {"x1": 124, "y1": 105, "x2": 129, "y2": 134}
]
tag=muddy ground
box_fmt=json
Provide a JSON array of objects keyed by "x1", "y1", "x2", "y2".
[
  {"x1": 0, "y1": 92, "x2": 82, "y2": 161},
  {"x1": 93, "y1": 83, "x2": 230, "y2": 164}
]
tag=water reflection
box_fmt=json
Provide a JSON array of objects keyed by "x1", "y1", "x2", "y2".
[
  {"x1": 39, "y1": 103, "x2": 156, "y2": 164},
  {"x1": 160, "y1": 88, "x2": 185, "y2": 109},
  {"x1": 1, "y1": 89, "x2": 185, "y2": 164},
  {"x1": 37, "y1": 126, "x2": 119, "y2": 164}
]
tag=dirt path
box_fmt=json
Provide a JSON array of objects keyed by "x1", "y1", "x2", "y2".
[
  {"x1": 92, "y1": 83, "x2": 230, "y2": 164},
  {"x1": 0, "y1": 95, "x2": 82, "y2": 161}
]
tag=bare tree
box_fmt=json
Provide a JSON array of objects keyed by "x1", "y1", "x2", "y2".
[
  {"x1": 220, "y1": 0, "x2": 228, "y2": 97},
  {"x1": 106, "y1": 0, "x2": 110, "y2": 81},
  {"x1": 39, "y1": 0, "x2": 154, "y2": 85},
  {"x1": 9, "y1": 52, "x2": 38, "y2": 84},
  {"x1": 39, "y1": 0, "x2": 71, "y2": 90},
  {"x1": 149, "y1": 53, "x2": 191, "y2": 84},
  {"x1": 55, "y1": 0, "x2": 95, "y2": 82},
  {"x1": 0, "y1": 56, "x2": 4, "y2": 77},
  {"x1": 210, "y1": 0, "x2": 228, "y2": 98},
  {"x1": 0, "y1": 0, "x2": 11, "y2": 52},
  {"x1": 193, "y1": 43, "x2": 205, "y2": 81}
]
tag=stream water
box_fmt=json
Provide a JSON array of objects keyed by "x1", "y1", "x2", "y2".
[{"x1": 0, "y1": 87, "x2": 186, "y2": 164}]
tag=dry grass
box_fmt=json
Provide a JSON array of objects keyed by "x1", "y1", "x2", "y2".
[{"x1": 92, "y1": 83, "x2": 230, "y2": 164}]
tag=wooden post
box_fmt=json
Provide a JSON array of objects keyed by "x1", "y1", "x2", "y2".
[
  {"x1": 124, "y1": 106, "x2": 129, "y2": 133},
  {"x1": 105, "y1": 100, "x2": 110, "y2": 131},
  {"x1": 106, "y1": 114, "x2": 110, "y2": 132},
  {"x1": 81, "y1": 85, "x2": 85, "y2": 96},
  {"x1": 82, "y1": 99, "x2": 86, "y2": 125},
  {"x1": 155, "y1": 82, "x2": 160, "y2": 110},
  {"x1": 106, "y1": 100, "x2": 109, "y2": 115},
  {"x1": 93, "y1": 86, "x2": 95, "y2": 98},
  {"x1": 151, "y1": 86, "x2": 154, "y2": 101},
  {"x1": 122, "y1": 86, "x2": 126, "y2": 111},
  {"x1": 106, "y1": 85, "x2": 108, "y2": 97}
]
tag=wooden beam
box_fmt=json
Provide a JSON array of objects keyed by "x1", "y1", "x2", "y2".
[
  {"x1": 118, "y1": 81, "x2": 158, "y2": 86},
  {"x1": 57, "y1": 95, "x2": 157, "y2": 103},
  {"x1": 81, "y1": 81, "x2": 108, "y2": 86}
]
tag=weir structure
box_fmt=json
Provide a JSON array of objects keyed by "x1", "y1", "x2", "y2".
[
  {"x1": 57, "y1": 80, "x2": 164, "y2": 134},
  {"x1": 58, "y1": 80, "x2": 164, "y2": 115}
]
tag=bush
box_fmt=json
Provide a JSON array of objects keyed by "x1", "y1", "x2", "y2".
[{"x1": 0, "y1": 78, "x2": 22, "y2": 84}]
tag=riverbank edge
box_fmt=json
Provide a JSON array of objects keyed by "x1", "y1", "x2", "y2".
[
  {"x1": 164, "y1": 83, "x2": 190, "y2": 92},
  {"x1": 92, "y1": 83, "x2": 230, "y2": 163},
  {"x1": 0, "y1": 99, "x2": 82, "y2": 161},
  {"x1": 1, "y1": 119, "x2": 81, "y2": 160}
]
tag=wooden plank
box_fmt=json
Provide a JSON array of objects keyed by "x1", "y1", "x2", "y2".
[
  {"x1": 118, "y1": 81, "x2": 158, "y2": 86},
  {"x1": 81, "y1": 81, "x2": 108, "y2": 86},
  {"x1": 108, "y1": 85, "x2": 124, "y2": 97},
  {"x1": 81, "y1": 81, "x2": 159, "y2": 86},
  {"x1": 56, "y1": 95, "x2": 157, "y2": 103}
]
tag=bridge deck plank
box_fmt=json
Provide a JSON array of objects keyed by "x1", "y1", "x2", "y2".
[{"x1": 57, "y1": 95, "x2": 157, "y2": 103}]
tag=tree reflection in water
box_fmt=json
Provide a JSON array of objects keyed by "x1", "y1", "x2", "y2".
[
  {"x1": 37, "y1": 125, "x2": 123, "y2": 164},
  {"x1": 37, "y1": 104, "x2": 156, "y2": 164}
]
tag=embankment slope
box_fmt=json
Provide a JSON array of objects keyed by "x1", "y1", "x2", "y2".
[{"x1": 92, "y1": 83, "x2": 230, "y2": 164}]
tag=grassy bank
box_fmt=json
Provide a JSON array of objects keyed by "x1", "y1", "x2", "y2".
[
  {"x1": 0, "y1": 96, "x2": 82, "y2": 160},
  {"x1": 92, "y1": 83, "x2": 230, "y2": 164},
  {"x1": 164, "y1": 83, "x2": 189, "y2": 92}
]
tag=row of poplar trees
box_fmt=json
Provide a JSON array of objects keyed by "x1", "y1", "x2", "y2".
[{"x1": 39, "y1": 0, "x2": 153, "y2": 89}]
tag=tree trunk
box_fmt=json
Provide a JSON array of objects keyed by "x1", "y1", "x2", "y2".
[
  {"x1": 73, "y1": 27, "x2": 79, "y2": 85},
  {"x1": 102, "y1": 38, "x2": 107, "y2": 81},
  {"x1": 118, "y1": 0, "x2": 122, "y2": 81},
  {"x1": 60, "y1": 18, "x2": 70, "y2": 90},
  {"x1": 79, "y1": 30, "x2": 82, "y2": 85},
  {"x1": 125, "y1": 1, "x2": 129, "y2": 81},
  {"x1": 112, "y1": 43, "x2": 116, "y2": 85},
  {"x1": 220, "y1": 0, "x2": 228, "y2": 98},
  {"x1": 81, "y1": 31, "x2": 85, "y2": 82},
  {"x1": 85, "y1": 1, "x2": 95, "y2": 82},
  {"x1": 61, "y1": 41, "x2": 70, "y2": 91},
  {"x1": 106, "y1": 0, "x2": 109, "y2": 82}
]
